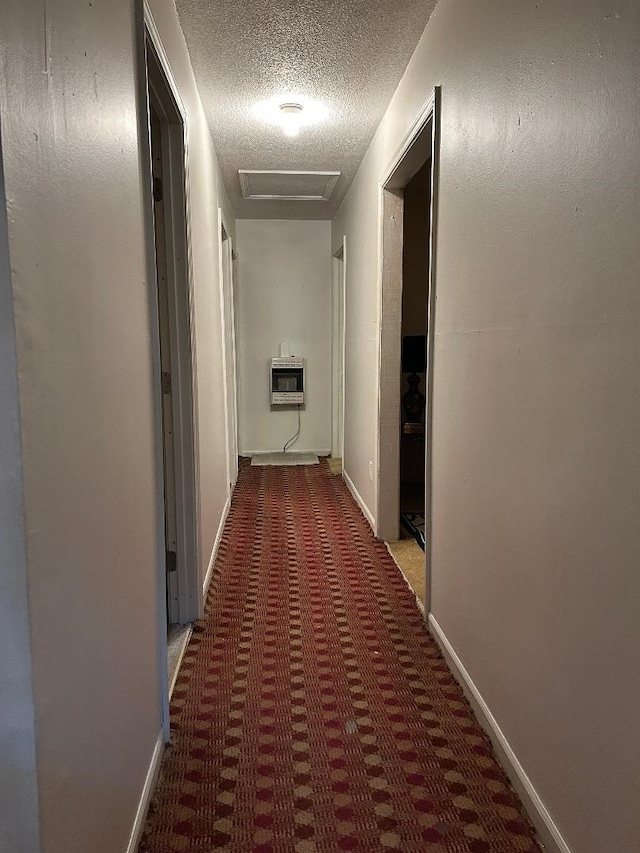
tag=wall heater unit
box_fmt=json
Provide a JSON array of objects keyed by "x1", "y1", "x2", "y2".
[{"x1": 270, "y1": 357, "x2": 304, "y2": 405}]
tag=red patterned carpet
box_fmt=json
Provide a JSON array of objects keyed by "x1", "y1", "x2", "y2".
[{"x1": 141, "y1": 460, "x2": 541, "y2": 852}]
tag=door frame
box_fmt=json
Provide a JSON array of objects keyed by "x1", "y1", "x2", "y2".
[
  {"x1": 217, "y1": 210, "x2": 239, "y2": 493},
  {"x1": 331, "y1": 237, "x2": 347, "y2": 461},
  {"x1": 138, "y1": 0, "x2": 201, "y2": 733},
  {"x1": 376, "y1": 88, "x2": 440, "y2": 613}
]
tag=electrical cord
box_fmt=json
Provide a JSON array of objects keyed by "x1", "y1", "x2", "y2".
[{"x1": 283, "y1": 404, "x2": 301, "y2": 452}]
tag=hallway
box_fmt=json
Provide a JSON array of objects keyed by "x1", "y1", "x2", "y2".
[
  {"x1": 3, "y1": 2, "x2": 640, "y2": 852},
  {"x1": 141, "y1": 460, "x2": 540, "y2": 852}
]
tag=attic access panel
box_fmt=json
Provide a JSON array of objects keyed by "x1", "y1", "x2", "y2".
[{"x1": 238, "y1": 170, "x2": 340, "y2": 202}]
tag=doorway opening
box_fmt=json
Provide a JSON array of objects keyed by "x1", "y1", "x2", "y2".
[
  {"x1": 377, "y1": 90, "x2": 439, "y2": 611},
  {"x1": 331, "y1": 238, "x2": 346, "y2": 474},
  {"x1": 218, "y1": 213, "x2": 239, "y2": 494},
  {"x1": 399, "y1": 161, "x2": 431, "y2": 547},
  {"x1": 144, "y1": 24, "x2": 200, "y2": 702}
]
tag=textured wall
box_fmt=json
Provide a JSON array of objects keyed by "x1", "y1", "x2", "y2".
[
  {"x1": 236, "y1": 220, "x2": 332, "y2": 454},
  {"x1": 333, "y1": 1, "x2": 640, "y2": 852},
  {"x1": 0, "y1": 1, "x2": 161, "y2": 849},
  {"x1": 0, "y1": 0, "x2": 234, "y2": 850}
]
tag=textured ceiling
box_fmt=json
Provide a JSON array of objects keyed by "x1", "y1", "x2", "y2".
[{"x1": 175, "y1": 0, "x2": 439, "y2": 220}]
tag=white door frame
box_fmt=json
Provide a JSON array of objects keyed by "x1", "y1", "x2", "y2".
[
  {"x1": 139, "y1": 1, "x2": 202, "y2": 734},
  {"x1": 376, "y1": 88, "x2": 440, "y2": 612},
  {"x1": 331, "y1": 237, "x2": 347, "y2": 461},
  {"x1": 218, "y1": 210, "x2": 239, "y2": 493}
]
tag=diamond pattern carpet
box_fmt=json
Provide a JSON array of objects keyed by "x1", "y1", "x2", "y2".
[{"x1": 141, "y1": 459, "x2": 541, "y2": 852}]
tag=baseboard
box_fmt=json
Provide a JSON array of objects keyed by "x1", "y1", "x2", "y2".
[
  {"x1": 427, "y1": 614, "x2": 572, "y2": 853},
  {"x1": 241, "y1": 448, "x2": 332, "y2": 456},
  {"x1": 342, "y1": 468, "x2": 376, "y2": 532},
  {"x1": 126, "y1": 729, "x2": 164, "y2": 853},
  {"x1": 202, "y1": 492, "x2": 232, "y2": 600}
]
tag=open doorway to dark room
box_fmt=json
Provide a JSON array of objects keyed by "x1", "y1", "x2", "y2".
[{"x1": 399, "y1": 158, "x2": 431, "y2": 549}]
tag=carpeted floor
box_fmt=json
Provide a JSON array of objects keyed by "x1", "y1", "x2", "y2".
[{"x1": 141, "y1": 459, "x2": 540, "y2": 853}]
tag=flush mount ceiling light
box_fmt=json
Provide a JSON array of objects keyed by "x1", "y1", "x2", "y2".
[
  {"x1": 254, "y1": 94, "x2": 329, "y2": 138},
  {"x1": 279, "y1": 103, "x2": 303, "y2": 137}
]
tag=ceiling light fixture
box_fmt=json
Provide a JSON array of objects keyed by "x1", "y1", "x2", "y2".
[
  {"x1": 279, "y1": 103, "x2": 303, "y2": 137},
  {"x1": 254, "y1": 94, "x2": 329, "y2": 137}
]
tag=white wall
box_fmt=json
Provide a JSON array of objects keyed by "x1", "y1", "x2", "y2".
[
  {"x1": 0, "y1": 0, "x2": 233, "y2": 850},
  {"x1": 236, "y1": 220, "x2": 332, "y2": 455},
  {"x1": 332, "y1": 2, "x2": 640, "y2": 853}
]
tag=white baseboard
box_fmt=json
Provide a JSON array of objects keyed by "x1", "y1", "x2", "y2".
[
  {"x1": 241, "y1": 448, "x2": 332, "y2": 456},
  {"x1": 126, "y1": 729, "x2": 164, "y2": 853},
  {"x1": 202, "y1": 492, "x2": 232, "y2": 600},
  {"x1": 342, "y1": 468, "x2": 376, "y2": 531},
  {"x1": 427, "y1": 614, "x2": 571, "y2": 853}
]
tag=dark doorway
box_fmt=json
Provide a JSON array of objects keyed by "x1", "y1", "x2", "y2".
[{"x1": 399, "y1": 159, "x2": 432, "y2": 549}]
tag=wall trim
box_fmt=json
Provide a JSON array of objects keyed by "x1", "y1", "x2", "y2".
[
  {"x1": 381, "y1": 90, "x2": 437, "y2": 188},
  {"x1": 375, "y1": 87, "x2": 439, "y2": 550},
  {"x1": 145, "y1": 0, "x2": 203, "y2": 628},
  {"x1": 126, "y1": 729, "x2": 164, "y2": 853},
  {"x1": 240, "y1": 449, "x2": 332, "y2": 457},
  {"x1": 143, "y1": 2, "x2": 187, "y2": 121},
  {"x1": 342, "y1": 468, "x2": 376, "y2": 532},
  {"x1": 217, "y1": 207, "x2": 235, "y2": 495},
  {"x1": 202, "y1": 492, "x2": 232, "y2": 604},
  {"x1": 330, "y1": 237, "x2": 347, "y2": 461},
  {"x1": 428, "y1": 614, "x2": 572, "y2": 853}
]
